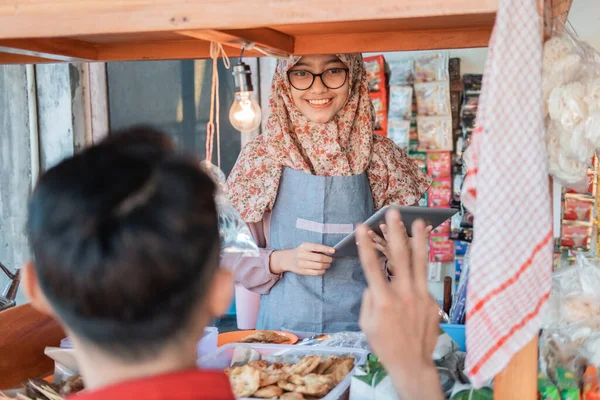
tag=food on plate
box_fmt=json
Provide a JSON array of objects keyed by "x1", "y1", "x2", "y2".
[
  {"x1": 289, "y1": 374, "x2": 335, "y2": 397},
  {"x1": 0, "y1": 376, "x2": 86, "y2": 400},
  {"x1": 241, "y1": 330, "x2": 291, "y2": 344},
  {"x1": 229, "y1": 365, "x2": 261, "y2": 398},
  {"x1": 280, "y1": 392, "x2": 305, "y2": 400},
  {"x1": 286, "y1": 355, "x2": 322, "y2": 376},
  {"x1": 225, "y1": 355, "x2": 355, "y2": 399},
  {"x1": 254, "y1": 385, "x2": 284, "y2": 398}
]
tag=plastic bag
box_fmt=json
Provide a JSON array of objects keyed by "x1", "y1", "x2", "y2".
[
  {"x1": 387, "y1": 118, "x2": 410, "y2": 149},
  {"x1": 417, "y1": 116, "x2": 453, "y2": 151},
  {"x1": 201, "y1": 161, "x2": 259, "y2": 257},
  {"x1": 415, "y1": 82, "x2": 451, "y2": 116},
  {"x1": 388, "y1": 85, "x2": 413, "y2": 119},
  {"x1": 316, "y1": 332, "x2": 370, "y2": 350},
  {"x1": 415, "y1": 52, "x2": 449, "y2": 83},
  {"x1": 388, "y1": 59, "x2": 415, "y2": 85},
  {"x1": 544, "y1": 28, "x2": 600, "y2": 185}
]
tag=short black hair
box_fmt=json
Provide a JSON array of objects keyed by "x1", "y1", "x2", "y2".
[{"x1": 26, "y1": 126, "x2": 220, "y2": 359}]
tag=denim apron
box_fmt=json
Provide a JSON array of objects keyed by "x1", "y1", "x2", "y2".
[{"x1": 256, "y1": 167, "x2": 374, "y2": 338}]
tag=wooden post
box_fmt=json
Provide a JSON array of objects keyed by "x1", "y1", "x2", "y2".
[{"x1": 494, "y1": 337, "x2": 539, "y2": 399}]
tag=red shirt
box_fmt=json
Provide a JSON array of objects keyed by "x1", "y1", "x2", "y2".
[{"x1": 69, "y1": 370, "x2": 234, "y2": 400}]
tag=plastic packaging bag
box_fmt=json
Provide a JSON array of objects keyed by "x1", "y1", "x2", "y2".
[
  {"x1": 415, "y1": 52, "x2": 449, "y2": 83},
  {"x1": 387, "y1": 118, "x2": 411, "y2": 149},
  {"x1": 450, "y1": 248, "x2": 470, "y2": 325},
  {"x1": 201, "y1": 161, "x2": 259, "y2": 257},
  {"x1": 388, "y1": 85, "x2": 413, "y2": 119},
  {"x1": 544, "y1": 27, "x2": 600, "y2": 186},
  {"x1": 388, "y1": 59, "x2": 415, "y2": 85},
  {"x1": 417, "y1": 116, "x2": 453, "y2": 151},
  {"x1": 415, "y1": 82, "x2": 451, "y2": 116}
]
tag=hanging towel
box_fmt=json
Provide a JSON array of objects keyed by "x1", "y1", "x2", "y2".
[{"x1": 461, "y1": 0, "x2": 553, "y2": 387}]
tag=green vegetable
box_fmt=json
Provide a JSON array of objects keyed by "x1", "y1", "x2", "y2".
[
  {"x1": 450, "y1": 387, "x2": 493, "y2": 400},
  {"x1": 355, "y1": 354, "x2": 389, "y2": 387}
]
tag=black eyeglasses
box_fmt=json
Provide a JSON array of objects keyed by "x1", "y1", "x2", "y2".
[{"x1": 287, "y1": 68, "x2": 349, "y2": 91}]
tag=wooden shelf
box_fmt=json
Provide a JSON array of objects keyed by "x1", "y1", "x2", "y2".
[{"x1": 0, "y1": 0, "x2": 496, "y2": 64}]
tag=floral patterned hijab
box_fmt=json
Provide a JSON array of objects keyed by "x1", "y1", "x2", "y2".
[{"x1": 228, "y1": 53, "x2": 431, "y2": 223}]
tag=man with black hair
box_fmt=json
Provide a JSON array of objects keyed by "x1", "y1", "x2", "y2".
[
  {"x1": 21, "y1": 125, "x2": 442, "y2": 399},
  {"x1": 22, "y1": 126, "x2": 235, "y2": 399}
]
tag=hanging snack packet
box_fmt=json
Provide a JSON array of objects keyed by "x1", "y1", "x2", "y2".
[
  {"x1": 370, "y1": 92, "x2": 388, "y2": 135},
  {"x1": 463, "y1": 74, "x2": 483, "y2": 93},
  {"x1": 409, "y1": 151, "x2": 427, "y2": 172},
  {"x1": 563, "y1": 196, "x2": 595, "y2": 223},
  {"x1": 461, "y1": 93, "x2": 480, "y2": 119},
  {"x1": 415, "y1": 82, "x2": 451, "y2": 116},
  {"x1": 432, "y1": 220, "x2": 451, "y2": 236},
  {"x1": 388, "y1": 59, "x2": 415, "y2": 85},
  {"x1": 583, "y1": 366, "x2": 600, "y2": 400},
  {"x1": 388, "y1": 85, "x2": 413, "y2": 119},
  {"x1": 561, "y1": 221, "x2": 592, "y2": 251},
  {"x1": 415, "y1": 52, "x2": 449, "y2": 83},
  {"x1": 201, "y1": 161, "x2": 259, "y2": 257},
  {"x1": 556, "y1": 367, "x2": 581, "y2": 400},
  {"x1": 538, "y1": 375, "x2": 561, "y2": 400},
  {"x1": 417, "y1": 116, "x2": 453, "y2": 151},
  {"x1": 364, "y1": 55, "x2": 387, "y2": 92},
  {"x1": 430, "y1": 236, "x2": 455, "y2": 263},
  {"x1": 565, "y1": 169, "x2": 597, "y2": 196},
  {"x1": 427, "y1": 151, "x2": 452, "y2": 179},
  {"x1": 428, "y1": 178, "x2": 452, "y2": 208},
  {"x1": 388, "y1": 118, "x2": 411, "y2": 149},
  {"x1": 455, "y1": 258, "x2": 464, "y2": 289}
]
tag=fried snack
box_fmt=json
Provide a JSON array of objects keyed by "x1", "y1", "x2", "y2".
[
  {"x1": 289, "y1": 374, "x2": 335, "y2": 397},
  {"x1": 228, "y1": 365, "x2": 261, "y2": 398},
  {"x1": 278, "y1": 380, "x2": 298, "y2": 392},
  {"x1": 241, "y1": 330, "x2": 290, "y2": 344},
  {"x1": 253, "y1": 385, "x2": 284, "y2": 398},
  {"x1": 287, "y1": 356, "x2": 322, "y2": 376},
  {"x1": 248, "y1": 360, "x2": 269, "y2": 370},
  {"x1": 315, "y1": 355, "x2": 335, "y2": 375},
  {"x1": 259, "y1": 364, "x2": 288, "y2": 387},
  {"x1": 325, "y1": 357, "x2": 355, "y2": 385},
  {"x1": 280, "y1": 392, "x2": 305, "y2": 400}
]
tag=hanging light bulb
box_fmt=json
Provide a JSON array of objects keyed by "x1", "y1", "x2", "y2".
[{"x1": 229, "y1": 62, "x2": 262, "y2": 133}]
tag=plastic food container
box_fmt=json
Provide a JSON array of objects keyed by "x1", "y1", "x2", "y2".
[
  {"x1": 197, "y1": 326, "x2": 219, "y2": 358},
  {"x1": 197, "y1": 343, "x2": 369, "y2": 400}
]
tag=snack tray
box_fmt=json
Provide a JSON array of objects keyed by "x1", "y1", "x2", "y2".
[{"x1": 197, "y1": 343, "x2": 369, "y2": 400}]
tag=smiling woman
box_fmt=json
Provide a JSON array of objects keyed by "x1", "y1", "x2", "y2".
[
  {"x1": 224, "y1": 53, "x2": 432, "y2": 337},
  {"x1": 287, "y1": 55, "x2": 350, "y2": 123}
]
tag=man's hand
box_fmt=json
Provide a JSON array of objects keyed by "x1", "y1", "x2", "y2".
[{"x1": 358, "y1": 210, "x2": 443, "y2": 400}]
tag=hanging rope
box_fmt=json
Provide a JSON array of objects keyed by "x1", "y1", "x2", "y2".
[{"x1": 206, "y1": 42, "x2": 230, "y2": 167}]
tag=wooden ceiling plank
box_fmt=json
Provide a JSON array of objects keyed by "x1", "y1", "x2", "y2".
[
  {"x1": 0, "y1": 38, "x2": 97, "y2": 62},
  {"x1": 0, "y1": 0, "x2": 497, "y2": 39},
  {"x1": 293, "y1": 27, "x2": 492, "y2": 55}
]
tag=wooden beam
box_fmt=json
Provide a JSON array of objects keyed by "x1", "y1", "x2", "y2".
[
  {"x1": 0, "y1": 38, "x2": 97, "y2": 62},
  {"x1": 177, "y1": 28, "x2": 295, "y2": 55},
  {"x1": 294, "y1": 27, "x2": 492, "y2": 54},
  {"x1": 494, "y1": 337, "x2": 539, "y2": 400},
  {"x1": 96, "y1": 39, "x2": 261, "y2": 62},
  {"x1": 0, "y1": 0, "x2": 497, "y2": 39},
  {"x1": 0, "y1": 304, "x2": 65, "y2": 390}
]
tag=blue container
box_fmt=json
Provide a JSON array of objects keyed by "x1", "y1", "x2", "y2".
[{"x1": 440, "y1": 323, "x2": 466, "y2": 351}]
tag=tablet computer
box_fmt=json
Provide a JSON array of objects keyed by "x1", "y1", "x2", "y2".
[{"x1": 333, "y1": 205, "x2": 458, "y2": 258}]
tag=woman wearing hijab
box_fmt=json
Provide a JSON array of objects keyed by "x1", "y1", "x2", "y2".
[{"x1": 227, "y1": 53, "x2": 431, "y2": 337}]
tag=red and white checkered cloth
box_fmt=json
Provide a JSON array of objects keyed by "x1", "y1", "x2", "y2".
[{"x1": 461, "y1": 0, "x2": 553, "y2": 387}]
